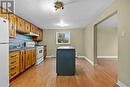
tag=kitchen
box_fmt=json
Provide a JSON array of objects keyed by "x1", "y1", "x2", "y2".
[
  {"x1": 0, "y1": 7, "x2": 47, "y2": 87},
  {"x1": 0, "y1": 0, "x2": 130, "y2": 87}
]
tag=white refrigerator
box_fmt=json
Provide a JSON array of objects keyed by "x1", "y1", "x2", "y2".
[{"x1": 0, "y1": 17, "x2": 9, "y2": 87}]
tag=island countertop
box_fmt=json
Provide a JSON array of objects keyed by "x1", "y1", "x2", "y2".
[{"x1": 57, "y1": 46, "x2": 75, "y2": 49}]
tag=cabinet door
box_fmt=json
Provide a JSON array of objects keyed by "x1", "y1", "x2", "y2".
[
  {"x1": 32, "y1": 48, "x2": 36, "y2": 65},
  {"x1": 25, "y1": 21, "x2": 30, "y2": 33},
  {"x1": 9, "y1": 51, "x2": 20, "y2": 80},
  {"x1": 33, "y1": 29, "x2": 43, "y2": 41},
  {"x1": 44, "y1": 46, "x2": 47, "y2": 60},
  {"x1": 25, "y1": 50, "x2": 29, "y2": 69},
  {"x1": 8, "y1": 14, "x2": 16, "y2": 38},
  {"x1": 0, "y1": 8, "x2": 8, "y2": 19},
  {"x1": 19, "y1": 50, "x2": 26, "y2": 73},
  {"x1": 29, "y1": 50, "x2": 32, "y2": 67},
  {"x1": 16, "y1": 17, "x2": 25, "y2": 33},
  {"x1": 30, "y1": 25, "x2": 35, "y2": 33}
]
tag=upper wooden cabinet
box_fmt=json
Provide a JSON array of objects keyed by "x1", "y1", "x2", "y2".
[
  {"x1": 16, "y1": 17, "x2": 25, "y2": 33},
  {"x1": 0, "y1": 7, "x2": 8, "y2": 19},
  {"x1": 0, "y1": 7, "x2": 43, "y2": 41},
  {"x1": 31, "y1": 25, "x2": 37, "y2": 34},
  {"x1": 24, "y1": 21, "x2": 31, "y2": 33},
  {"x1": 33, "y1": 28, "x2": 43, "y2": 41},
  {"x1": 8, "y1": 14, "x2": 16, "y2": 38}
]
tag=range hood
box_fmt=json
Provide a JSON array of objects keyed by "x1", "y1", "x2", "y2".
[{"x1": 25, "y1": 32, "x2": 39, "y2": 37}]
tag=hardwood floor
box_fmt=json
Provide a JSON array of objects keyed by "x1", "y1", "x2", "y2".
[
  {"x1": 10, "y1": 58, "x2": 118, "y2": 87},
  {"x1": 97, "y1": 58, "x2": 118, "y2": 82}
]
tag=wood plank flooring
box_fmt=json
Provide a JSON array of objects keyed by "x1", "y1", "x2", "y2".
[
  {"x1": 97, "y1": 58, "x2": 118, "y2": 82},
  {"x1": 10, "y1": 58, "x2": 118, "y2": 87}
]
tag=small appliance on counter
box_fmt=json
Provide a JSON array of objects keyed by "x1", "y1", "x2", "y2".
[{"x1": 25, "y1": 41, "x2": 35, "y2": 48}]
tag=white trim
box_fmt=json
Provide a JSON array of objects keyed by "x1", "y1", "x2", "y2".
[
  {"x1": 97, "y1": 56, "x2": 118, "y2": 59},
  {"x1": 83, "y1": 56, "x2": 94, "y2": 66},
  {"x1": 46, "y1": 55, "x2": 94, "y2": 66},
  {"x1": 117, "y1": 80, "x2": 128, "y2": 87},
  {"x1": 77, "y1": 56, "x2": 85, "y2": 58},
  {"x1": 46, "y1": 55, "x2": 84, "y2": 58}
]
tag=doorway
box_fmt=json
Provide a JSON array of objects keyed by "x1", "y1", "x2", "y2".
[{"x1": 94, "y1": 13, "x2": 118, "y2": 81}]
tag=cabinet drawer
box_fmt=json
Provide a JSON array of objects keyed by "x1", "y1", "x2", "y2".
[
  {"x1": 9, "y1": 58, "x2": 19, "y2": 66},
  {"x1": 9, "y1": 64, "x2": 19, "y2": 79},
  {"x1": 9, "y1": 51, "x2": 19, "y2": 60}
]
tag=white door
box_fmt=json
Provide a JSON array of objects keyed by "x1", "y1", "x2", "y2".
[
  {"x1": 0, "y1": 43, "x2": 9, "y2": 87},
  {"x1": 0, "y1": 17, "x2": 9, "y2": 43}
]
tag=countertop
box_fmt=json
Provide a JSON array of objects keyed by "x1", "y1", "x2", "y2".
[
  {"x1": 9, "y1": 47, "x2": 35, "y2": 52},
  {"x1": 57, "y1": 46, "x2": 75, "y2": 49}
]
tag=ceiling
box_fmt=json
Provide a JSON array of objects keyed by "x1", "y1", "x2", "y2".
[
  {"x1": 15, "y1": 0, "x2": 115, "y2": 29},
  {"x1": 98, "y1": 14, "x2": 118, "y2": 28}
]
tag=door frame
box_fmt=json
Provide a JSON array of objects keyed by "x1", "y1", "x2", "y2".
[{"x1": 93, "y1": 11, "x2": 118, "y2": 64}]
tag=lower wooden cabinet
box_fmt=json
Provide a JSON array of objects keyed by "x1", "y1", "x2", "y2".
[
  {"x1": 9, "y1": 48, "x2": 36, "y2": 80},
  {"x1": 21, "y1": 48, "x2": 36, "y2": 70},
  {"x1": 31, "y1": 48, "x2": 36, "y2": 65},
  {"x1": 44, "y1": 45, "x2": 47, "y2": 60},
  {"x1": 9, "y1": 51, "x2": 20, "y2": 80},
  {"x1": 19, "y1": 50, "x2": 26, "y2": 73}
]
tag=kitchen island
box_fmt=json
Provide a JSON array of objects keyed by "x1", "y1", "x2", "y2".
[{"x1": 56, "y1": 46, "x2": 75, "y2": 76}]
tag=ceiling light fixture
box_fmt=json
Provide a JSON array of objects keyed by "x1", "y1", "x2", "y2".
[
  {"x1": 54, "y1": 0, "x2": 64, "y2": 11},
  {"x1": 56, "y1": 20, "x2": 69, "y2": 27}
]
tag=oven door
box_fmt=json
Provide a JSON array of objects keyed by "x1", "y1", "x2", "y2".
[{"x1": 37, "y1": 46, "x2": 44, "y2": 58}]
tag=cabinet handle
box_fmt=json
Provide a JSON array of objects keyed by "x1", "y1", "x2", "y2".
[
  {"x1": 11, "y1": 72, "x2": 16, "y2": 76},
  {"x1": 11, "y1": 61, "x2": 16, "y2": 64},
  {"x1": 11, "y1": 55, "x2": 17, "y2": 57},
  {"x1": 11, "y1": 66, "x2": 16, "y2": 70}
]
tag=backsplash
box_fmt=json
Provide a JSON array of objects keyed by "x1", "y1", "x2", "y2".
[{"x1": 9, "y1": 33, "x2": 33, "y2": 49}]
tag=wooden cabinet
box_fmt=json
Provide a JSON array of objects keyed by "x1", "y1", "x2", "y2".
[
  {"x1": 30, "y1": 25, "x2": 37, "y2": 34},
  {"x1": 19, "y1": 50, "x2": 26, "y2": 73},
  {"x1": 16, "y1": 17, "x2": 25, "y2": 33},
  {"x1": 0, "y1": 7, "x2": 8, "y2": 19},
  {"x1": 25, "y1": 49, "x2": 31, "y2": 69},
  {"x1": 9, "y1": 51, "x2": 20, "y2": 80},
  {"x1": 8, "y1": 14, "x2": 16, "y2": 38},
  {"x1": 33, "y1": 29, "x2": 43, "y2": 41},
  {"x1": 44, "y1": 45, "x2": 47, "y2": 60},
  {"x1": 25, "y1": 48, "x2": 36, "y2": 69},
  {"x1": 31, "y1": 48, "x2": 36, "y2": 65},
  {"x1": 9, "y1": 48, "x2": 36, "y2": 80},
  {"x1": 1, "y1": 7, "x2": 44, "y2": 41},
  {"x1": 24, "y1": 21, "x2": 31, "y2": 33}
]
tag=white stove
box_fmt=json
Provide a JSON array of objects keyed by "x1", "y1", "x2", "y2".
[{"x1": 36, "y1": 46, "x2": 44, "y2": 65}]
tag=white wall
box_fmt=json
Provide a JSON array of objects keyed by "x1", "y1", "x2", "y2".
[
  {"x1": 84, "y1": 0, "x2": 130, "y2": 86},
  {"x1": 40, "y1": 29, "x2": 85, "y2": 57},
  {"x1": 97, "y1": 27, "x2": 118, "y2": 57}
]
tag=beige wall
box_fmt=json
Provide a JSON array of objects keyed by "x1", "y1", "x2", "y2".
[
  {"x1": 97, "y1": 27, "x2": 118, "y2": 57},
  {"x1": 40, "y1": 29, "x2": 85, "y2": 57},
  {"x1": 84, "y1": 0, "x2": 130, "y2": 86}
]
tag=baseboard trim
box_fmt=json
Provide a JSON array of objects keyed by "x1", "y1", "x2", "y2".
[
  {"x1": 46, "y1": 55, "x2": 94, "y2": 66},
  {"x1": 83, "y1": 56, "x2": 94, "y2": 66},
  {"x1": 46, "y1": 56, "x2": 85, "y2": 58},
  {"x1": 117, "y1": 80, "x2": 128, "y2": 87},
  {"x1": 46, "y1": 56, "x2": 56, "y2": 58},
  {"x1": 97, "y1": 56, "x2": 118, "y2": 59},
  {"x1": 77, "y1": 56, "x2": 85, "y2": 58}
]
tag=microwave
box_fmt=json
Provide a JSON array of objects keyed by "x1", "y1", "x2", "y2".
[{"x1": 25, "y1": 41, "x2": 35, "y2": 47}]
